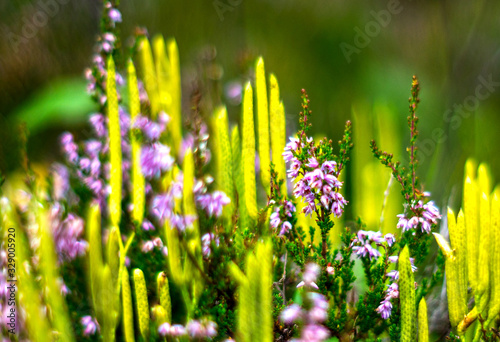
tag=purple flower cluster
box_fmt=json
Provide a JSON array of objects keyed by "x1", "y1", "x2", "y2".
[
  {"x1": 107, "y1": 8, "x2": 122, "y2": 26},
  {"x1": 376, "y1": 255, "x2": 417, "y2": 319},
  {"x1": 376, "y1": 283, "x2": 399, "y2": 319},
  {"x1": 49, "y1": 204, "x2": 88, "y2": 261},
  {"x1": 269, "y1": 199, "x2": 296, "y2": 235},
  {"x1": 140, "y1": 142, "x2": 174, "y2": 179},
  {"x1": 131, "y1": 113, "x2": 174, "y2": 179},
  {"x1": 81, "y1": 316, "x2": 99, "y2": 336},
  {"x1": 151, "y1": 173, "x2": 195, "y2": 231},
  {"x1": 60, "y1": 108, "x2": 132, "y2": 208},
  {"x1": 281, "y1": 291, "x2": 330, "y2": 342},
  {"x1": 158, "y1": 319, "x2": 217, "y2": 339},
  {"x1": 351, "y1": 230, "x2": 395, "y2": 260},
  {"x1": 141, "y1": 237, "x2": 167, "y2": 256},
  {"x1": 202, "y1": 233, "x2": 220, "y2": 257},
  {"x1": 133, "y1": 112, "x2": 169, "y2": 141},
  {"x1": 283, "y1": 138, "x2": 347, "y2": 218},
  {"x1": 197, "y1": 191, "x2": 231, "y2": 218},
  {"x1": 101, "y1": 32, "x2": 117, "y2": 54},
  {"x1": 151, "y1": 172, "x2": 230, "y2": 233},
  {"x1": 397, "y1": 196, "x2": 441, "y2": 234}
]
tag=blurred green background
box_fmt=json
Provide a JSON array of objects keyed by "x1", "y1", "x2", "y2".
[{"x1": 1, "y1": 0, "x2": 499, "y2": 214}]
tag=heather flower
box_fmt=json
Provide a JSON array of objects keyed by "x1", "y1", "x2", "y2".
[
  {"x1": 351, "y1": 230, "x2": 394, "y2": 261},
  {"x1": 151, "y1": 193, "x2": 174, "y2": 223},
  {"x1": 269, "y1": 200, "x2": 295, "y2": 236},
  {"x1": 384, "y1": 233, "x2": 396, "y2": 246},
  {"x1": 50, "y1": 208, "x2": 88, "y2": 261},
  {"x1": 141, "y1": 240, "x2": 154, "y2": 253},
  {"x1": 108, "y1": 8, "x2": 122, "y2": 23},
  {"x1": 386, "y1": 270, "x2": 399, "y2": 280},
  {"x1": 202, "y1": 233, "x2": 219, "y2": 257},
  {"x1": 158, "y1": 322, "x2": 171, "y2": 337},
  {"x1": 280, "y1": 221, "x2": 292, "y2": 235},
  {"x1": 140, "y1": 142, "x2": 174, "y2": 178},
  {"x1": 61, "y1": 132, "x2": 78, "y2": 164},
  {"x1": 103, "y1": 33, "x2": 115, "y2": 43},
  {"x1": 281, "y1": 291, "x2": 330, "y2": 342},
  {"x1": 158, "y1": 323, "x2": 187, "y2": 337},
  {"x1": 84, "y1": 140, "x2": 102, "y2": 158},
  {"x1": 352, "y1": 244, "x2": 380, "y2": 260},
  {"x1": 397, "y1": 198, "x2": 441, "y2": 234},
  {"x1": 376, "y1": 299, "x2": 392, "y2": 320},
  {"x1": 89, "y1": 113, "x2": 107, "y2": 138},
  {"x1": 301, "y1": 324, "x2": 330, "y2": 342},
  {"x1": 102, "y1": 41, "x2": 112, "y2": 53},
  {"x1": 170, "y1": 324, "x2": 187, "y2": 336},
  {"x1": 141, "y1": 220, "x2": 155, "y2": 231},
  {"x1": 386, "y1": 283, "x2": 399, "y2": 299},
  {"x1": 281, "y1": 304, "x2": 302, "y2": 324},
  {"x1": 132, "y1": 115, "x2": 168, "y2": 141},
  {"x1": 196, "y1": 191, "x2": 231, "y2": 218},
  {"x1": 81, "y1": 316, "x2": 99, "y2": 336},
  {"x1": 287, "y1": 149, "x2": 347, "y2": 217},
  {"x1": 297, "y1": 263, "x2": 320, "y2": 289},
  {"x1": 270, "y1": 210, "x2": 281, "y2": 228},
  {"x1": 186, "y1": 320, "x2": 218, "y2": 338}
]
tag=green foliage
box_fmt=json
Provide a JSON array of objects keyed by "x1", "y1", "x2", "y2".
[
  {"x1": 418, "y1": 298, "x2": 429, "y2": 342},
  {"x1": 122, "y1": 268, "x2": 136, "y2": 342},
  {"x1": 133, "y1": 268, "x2": 150, "y2": 339},
  {"x1": 230, "y1": 239, "x2": 273, "y2": 342},
  {"x1": 106, "y1": 56, "x2": 123, "y2": 230},
  {"x1": 399, "y1": 246, "x2": 416, "y2": 342}
]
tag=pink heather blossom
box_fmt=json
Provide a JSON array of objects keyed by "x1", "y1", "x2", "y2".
[
  {"x1": 140, "y1": 142, "x2": 174, "y2": 179},
  {"x1": 386, "y1": 270, "x2": 399, "y2": 280},
  {"x1": 202, "y1": 233, "x2": 220, "y2": 257},
  {"x1": 89, "y1": 113, "x2": 106, "y2": 137},
  {"x1": 158, "y1": 322, "x2": 171, "y2": 336},
  {"x1": 376, "y1": 300, "x2": 393, "y2": 319},
  {"x1": 386, "y1": 283, "x2": 399, "y2": 299},
  {"x1": 108, "y1": 8, "x2": 122, "y2": 23},
  {"x1": 301, "y1": 324, "x2": 330, "y2": 342},
  {"x1": 397, "y1": 198, "x2": 441, "y2": 234},
  {"x1": 196, "y1": 191, "x2": 231, "y2": 218},
  {"x1": 81, "y1": 316, "x2": 99, "y2": 336},
  {"x1": 141, "y1": 240, "x2": 154, "y2": 253},
  {"x1": 142, "y1": 220, "x2": 155, "y2": 231},
  {"x1": 269, "y1": 200, "x2": 296, "y2": 236},
  {"x1": 61, "y1": 132, "x2": 78, "y2": 164},
  {"x1": 352, "y1": 230, "x2": 394, "y2": 261},
  {"x1": 281, "y1": 304, "x2": 302, "y2": 324},
  {"x1": 270, "y1": 210, "x2": 281, "y2": 228}
]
